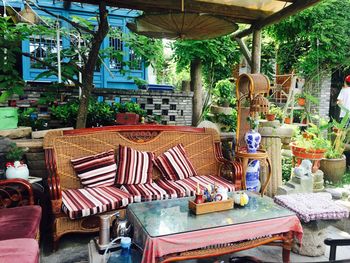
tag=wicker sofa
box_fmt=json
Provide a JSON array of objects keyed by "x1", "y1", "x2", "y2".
[{"x1": 43, "y1": 125, "x2": 242, "y2": 249}]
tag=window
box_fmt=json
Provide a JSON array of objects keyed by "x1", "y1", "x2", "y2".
[
  {"x1": 129, "y1": 48, "x2": 142, "y2": 70},
  {"x1": 29, "y1": 35, "x2": 61, "y2": 69},
  {"x1": 109, "y1": 27, "x2": 123, "y2": 70}
]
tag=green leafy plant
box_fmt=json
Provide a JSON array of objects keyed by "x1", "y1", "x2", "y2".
[
  {"x1": 114, "y1": 102, "x2": 146, "y2": 117},
  {"x1": 5, "y1": 143, "x2": 25, "y2": 162},
  {"x1": 247, "y1": 116, "x2": 259, "y2": 131},
  {"x1": 203, "y1": 108, "x2": 237, "y2": 132},
  {"x1": 325, "y1": 106, "x2": 350, "y2": 159},
  {"x1": 268, "y1": 104, "x2": 283, "y2": 120},
  {"x1": 282, "y1": 157, "x2": 293, "y2": 183},
  {"x1": 18, "y1": 108, "x2": 48, "y2": 131},
  {"x1": 212, "y1": 79, "x2": 235, "y2": 106}
]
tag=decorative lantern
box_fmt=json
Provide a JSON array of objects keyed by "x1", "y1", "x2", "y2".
[{"x1": 250, "y1": 94, "x2": 270, "y2": 115}]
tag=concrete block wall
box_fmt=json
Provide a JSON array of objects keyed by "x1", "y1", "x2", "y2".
[{"x1": 2, "y1": 84, "x2": 194, "y2": 126}]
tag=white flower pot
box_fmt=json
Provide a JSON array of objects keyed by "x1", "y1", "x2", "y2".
[{"x1": 6, "y1": 161, "x2": 29, "y2": 180}]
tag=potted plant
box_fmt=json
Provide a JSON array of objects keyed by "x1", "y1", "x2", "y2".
[
  {"x1": 320, "y1": 109, "x2": 350, "y2": 182},
  {"x1": 211, "y1": 79, "x2": 234, "y2": 115},
  {"x1": 295, "y1": 93, "x2": 306, "y2": 106},
  {"x1": 266, "y1": 104, "x2": 283, "y2": 122},
  {"x1": 5, "y1": 143, "x2": 29, "y2": 180},
  {"x1": 115, "y1": 102, "x2": 146, "y2": 125},
  {"x1": 290, "y1": 123, "x2": 330, "y2": 172}
]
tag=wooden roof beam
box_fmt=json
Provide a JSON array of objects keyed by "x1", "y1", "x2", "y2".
[
  {"x1": 71, "y1": 0, "x2": 274, "y2": 23},
  {"x1": 233, "y1": 0, "x2": 321, "y2": 38}
]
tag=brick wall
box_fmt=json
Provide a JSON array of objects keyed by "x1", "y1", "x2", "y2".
[{"x1": 306, "y1": 74, "x2": 331, "y2": 121}]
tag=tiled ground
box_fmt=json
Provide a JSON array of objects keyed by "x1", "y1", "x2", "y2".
[{"x1": 41, "y1": 226, "x2": 350, "y2": 263}]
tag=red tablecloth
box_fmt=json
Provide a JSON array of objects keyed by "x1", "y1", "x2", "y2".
[{"x1": 141, "y1": 215, "x2": 302, "y2": 263}]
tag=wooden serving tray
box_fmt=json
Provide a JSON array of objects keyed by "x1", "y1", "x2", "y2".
[{"x1": 188, "y1": 199, "x2": 234, "y2": 215}]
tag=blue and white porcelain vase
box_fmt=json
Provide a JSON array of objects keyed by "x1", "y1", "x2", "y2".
[
  {"x1": 246, "y1": 160, "x2": 261, "y2": 192},
  {"x1": 244, "y1": 129, "x2": 261, "y2": 153}
]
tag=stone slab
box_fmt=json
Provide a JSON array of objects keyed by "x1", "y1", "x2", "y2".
[
  {"x1": 15, "y1": 139, "x2": 43, "y2": 151},
  {"x1": 0, "y1": 127, "x2": 32, "y2": 139},
  {"x1": 31, "y1": 127, "x2": 73, "y2": 139}
]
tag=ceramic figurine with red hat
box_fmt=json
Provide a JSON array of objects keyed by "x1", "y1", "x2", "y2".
[{"x1": 337, "y1": 75, "x2": 350, "y2": 122}]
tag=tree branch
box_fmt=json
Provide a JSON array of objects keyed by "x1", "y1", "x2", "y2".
[
  {"x1": 30, "y1": 2, "x2": 95, "y2": 35},
  {"x1": 22, "y1": 52, "x2": 83, "y2": 87}
]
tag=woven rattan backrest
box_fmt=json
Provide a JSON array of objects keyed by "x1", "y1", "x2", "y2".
[{"x1": 45, "y1": 128, "x2": 221, "y2": 190}]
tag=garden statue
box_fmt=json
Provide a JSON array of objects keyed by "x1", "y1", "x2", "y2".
[{"x1": 293, "y1": 159, "x2": 312, "y2": 179}]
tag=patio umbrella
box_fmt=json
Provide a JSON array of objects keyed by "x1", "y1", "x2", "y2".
[{"x1": 127, "y1": 13, "x2": 238, "y2": 40}]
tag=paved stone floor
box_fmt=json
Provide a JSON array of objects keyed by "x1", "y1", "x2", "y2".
[{"x1": 41, "y1": 226, "x2": 350, "y2": 263}]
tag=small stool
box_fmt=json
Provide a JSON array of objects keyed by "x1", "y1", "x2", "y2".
[
  {"x1": 274, "y1": 193, "x2": 349, "y2": 257},
  {"x1": 235, "y1": 149, "x2": 272, "y2": 196}
]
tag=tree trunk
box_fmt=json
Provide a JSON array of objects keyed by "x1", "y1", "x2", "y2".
[
  {"x1": 251, "y1": 29, "x2": 262, "y2": 74},
  {"x1": 190, "y1": 58, "x2": 202, "y2": 126},
  {"x1": 76, "y1": 2, "x2": 109, "y2": 129}
]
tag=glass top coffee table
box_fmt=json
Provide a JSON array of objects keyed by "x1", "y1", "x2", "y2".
[{"x1": 127, "y1": 192, "x2": 302, "y2": 263}]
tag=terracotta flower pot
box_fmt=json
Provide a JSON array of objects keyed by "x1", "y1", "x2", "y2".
[
  {"x1": 266, "y1": 113, "x2": 276, "y2": 121},
  {"x1": 290, "y1": 142, "x2": 326, "y2": 172},
  {"x1": 284, "y1": 117, "x2": 292, "y2": 124},
  {"x1": 297, "y1": 98, "x2": 306, "y2": 106}
]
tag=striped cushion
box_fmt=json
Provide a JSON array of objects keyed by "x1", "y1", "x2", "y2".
[
  {"x1": 62, "y1": 186, "x2": 132, "y2": 219},
  {"x1": 156, "y1": 179, "x2": 187, "y2": 199},
  {"x1": 71, "y1": 150, "x2": 117, "y2": 188},
  {"x1": 120, "y1": 181, "x2": 185, "y2": 202},
  {"x1": 175, "y1": 175, "x2": 235, "y2": 197},
  {"x1": 116, "y1": 145, "x2": 154, "y2": 185},
  {"x1": 153, "y1": 144, "x2": 198, "y2": 181}
]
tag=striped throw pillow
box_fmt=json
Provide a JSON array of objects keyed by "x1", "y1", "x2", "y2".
[
  {"x1": 116, "y1": 145, "x2": 154, "y2": 185},
  {"x1": 71, "y1": 150, "x2": 117, "y2": 188},
  {"x1": 153, "y1": 144, "x2": 198, "y2": 181}
]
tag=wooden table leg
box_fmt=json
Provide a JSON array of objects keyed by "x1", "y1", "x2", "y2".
[{"x1": 282, "y1": 231, "x2": 293, "y2": 263}]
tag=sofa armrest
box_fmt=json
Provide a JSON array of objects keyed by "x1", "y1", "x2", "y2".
[
  {"x1": 45, "y1": 149, "x2": 62, "y2": 215},
  {"x1": 214, "y1": 142, "x2": 242, "y2": 190},
  {"x1": 0, "y1": 178, "x2": 34, "y2": 207}
]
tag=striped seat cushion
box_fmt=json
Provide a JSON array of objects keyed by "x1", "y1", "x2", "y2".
[
  {"x1": 153, "y1": 144, "x2": 198, "y2": 181},
  {"x1": 62, "y1": 186, "x2": 133, "y2": 220},
  {"x1": 120, "y1": 181, "x2": 186, "y2": 203},
  {"x1": 116, "y1": 145, "x2": 154, "y2": 185},
  {"x1": 175, "y1": 175, "x2": 235, "y2": 197},
  {"x1": 71, "y1": 150, "x2": 117, "y2": 188}
]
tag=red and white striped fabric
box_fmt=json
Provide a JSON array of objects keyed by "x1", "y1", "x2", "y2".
[
  {"x1": 156, "y1": 179, "x2": 187, "y2": 199},
  {"x1": 120, "y1": 181, "x2": 185, "y2": 202},
  {"x1": 116, "y1": 145, "x2": 154, "y2": 185},
  {"x1": 62, "y1": 186, "x2": 133, "y2": 219},
  {"x1": 175, "y1": 175, "x2": 235, "y2": 197},
  {"x1": 153, "y1": 144, "x2": 198, "y2": 181},
  {"x1": 71, "y1": 150, "x2": 117, "y2": 188}
]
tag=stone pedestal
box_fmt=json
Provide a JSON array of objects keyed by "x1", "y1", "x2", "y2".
[
  {"x1": 293, "y1": 221, "x2": 328, "y2": 256},
  {"x1": 258, "y1": 123, "x2": 294, "y2": 197}
]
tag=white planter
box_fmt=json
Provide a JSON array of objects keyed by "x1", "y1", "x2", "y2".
[{"x1": 6, "y1": 161, "x2": 29, "y2": 180}]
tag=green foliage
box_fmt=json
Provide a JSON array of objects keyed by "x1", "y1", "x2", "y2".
[
  {"x1": 204, "y1": 109, "x2": 237, "y2": 132},
  {"x1": 326, "y1": 107, "x2": 350, "y2": 158},
  {"x1": 5, "y1": 143, "x2": 25, "y2": 162},
  {"x1": 268, "y1": 0, "x2": 350, "y2": 77},
  {"x1": 269, "y1": 104, "x2": 283, "y2": 120},
  {"x1": 172, "y1": 36, "x2": 240, "y2": 87},
  {"x1": 114, "y1": 102, "x2": 146, "y2": 116},
  {"x1": 50, "y1": 99, "x2": 146, "y2": 128},
  {"x1": 293, "y1": 122, "x2": 331, "y2": 150},
  {"x1": 282, "y1": 157, "x2": 292, "y2": 183},
  {"x1": 18, "y1": 108, "x2": 48, "y2": 131},
  {"x1": 212, "y1": 79, "x2": 235, "y2": 106}
]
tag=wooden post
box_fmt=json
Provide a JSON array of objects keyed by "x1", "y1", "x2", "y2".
[
  {"x1": 190, "y1": 58, "x2": 202, "y2": 126},
  {"x1": 235, "y1": 37, "x2": 252, "y2": 69},
  {"x1": 251, "y1": 29, "x2": 261, "y2": 73}
]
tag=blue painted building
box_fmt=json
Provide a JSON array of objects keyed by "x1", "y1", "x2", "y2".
[{"x1": 8, "y1": 0, "x2": 146, "y2": 90}]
